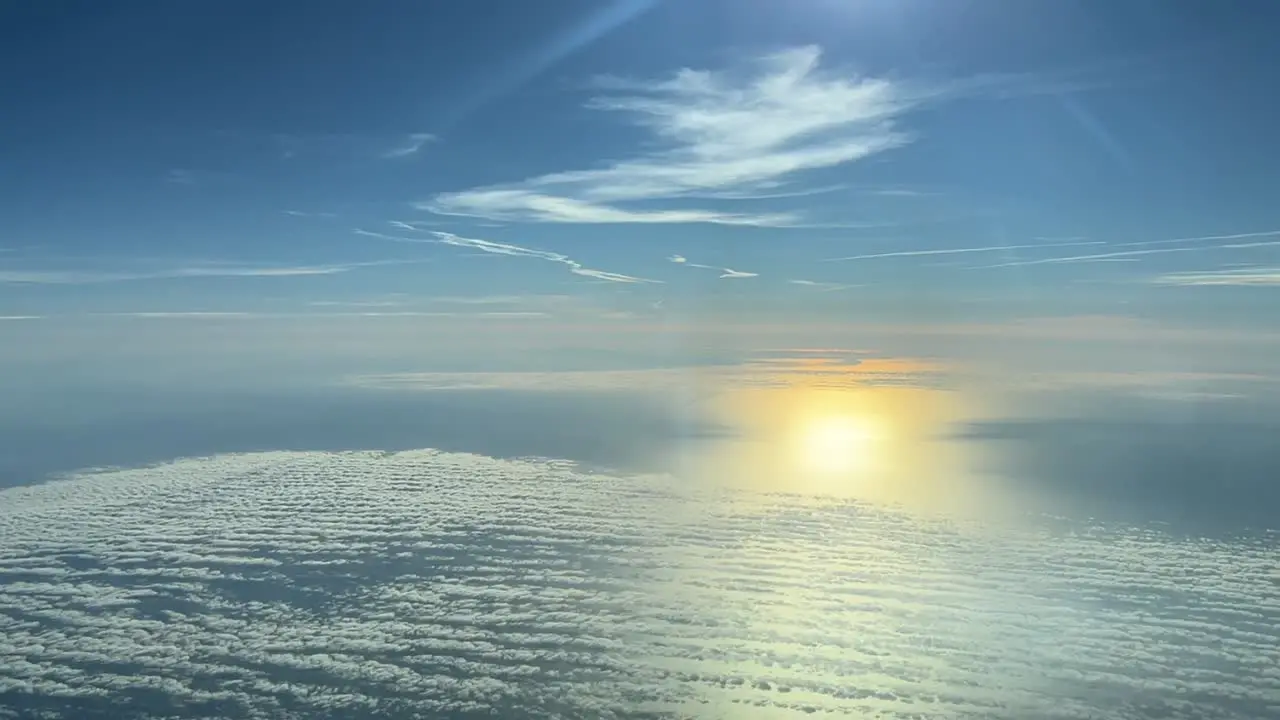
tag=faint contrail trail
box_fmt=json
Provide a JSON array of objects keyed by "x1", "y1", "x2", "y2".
[
  {"x1": 436, "y1": 0, "x2": 662, "y2": 131},
  {"x1": 824, "y1": 240, "x2": 1103, "y2": 262}
]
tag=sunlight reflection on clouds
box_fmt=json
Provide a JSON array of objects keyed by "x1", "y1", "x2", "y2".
[{"x1": 1, "y1": 450, "x2": 1275, "y2": 718}]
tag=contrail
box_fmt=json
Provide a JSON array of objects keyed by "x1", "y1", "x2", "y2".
[
  {"x1": 436, "y1": 0, "x2": 662, "y2": 131},
  {"x1": 824, "y1": 240, "x2": 1103, "y2": 262}
]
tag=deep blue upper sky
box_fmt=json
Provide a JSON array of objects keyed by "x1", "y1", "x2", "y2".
[{"x1": 2, "y1": 0, "x2": 1279, "y2": 335}]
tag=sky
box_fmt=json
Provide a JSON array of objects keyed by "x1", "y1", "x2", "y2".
[
  {"x1": 4, "y1": 0, "x2": 1280, "y2": 361},
  {"x1": 2, "y1": 4, "x2": 1280, "y2": 716},
  {"x1": 2, "y1": 0, "x2": 1280, "y2": 501},
  {"x1": 2, "y1": 0, "x2": 1280, "y2": 500}
]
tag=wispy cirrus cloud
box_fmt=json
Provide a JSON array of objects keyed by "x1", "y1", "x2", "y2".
[
  {"x1": 1116, "y1": 228, "x2": 1280, "y2": 248},
  {"x1": 976, "y1": 245, "x2": 1254, "y2": 270},
  {"x1": 382, "y1": 133, "x2": 436, "y2": 158},
  {"x1": 422, "y1": 46, "x2": 925, "y2": 226},
  {"x1": 308, "y1": 299, "x2": 405, "y2": 308},
  {"x1": 1152, "y1": 267, "x2": 1280, "y2": 286},
  {"x1": 268, "y1": 131, "x2": 439, "y2": 161},
  {"x1": 667, "y1": 254, "x2": 757, "y2": 279},
  {"x1": 0, "y1": 259, "x2": 419, "y2": 285},
  {"x1": 103, "y1": 311, "x2": 258, "y2": 319},
  {"x1": 357, "y1": 228, "x2": 659, "y2": 284},
  {"x1": 348, "y1": 353, "x2": 941, "y2": 393},
  {"x1": 973, "y1": 229, "x2": 1280, "y2": 269},
  {"x1": 97, "y1": 310, "x2": 548, "y2": 320},
  {"x1": 284, "y1": 209, "x2": 339, "y2": 218},
  {"x1": 427, "y1": 190, "x2": 795, "y2": 226},
  {"x1": 869, "y1": 188, "x2": 936, "y2": 198},
  {"x1": 825, "y1": 240, "x2": 1104, "y2": 263},
  {"x1": 696, "y1": 184, "x2": 851, "y2": 201},
  {"x1": 789, "y1": 279, "x2": 858, "y2": 291}
]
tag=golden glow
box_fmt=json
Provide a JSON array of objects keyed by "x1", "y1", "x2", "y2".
[
  {"x1": 796, "y1": 414, "x2": 882, "y2": 475},
  {"x1": 674, "y1": 356, "x2": 1009, "y2": 516}
]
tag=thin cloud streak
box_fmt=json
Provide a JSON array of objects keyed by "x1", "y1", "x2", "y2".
[
  {"x1": 975, "y1": 240, "x2": 1280, "y2": 269},
  {"x1": 870, "y1": 188, "x2": 936, "y2": 197},
  {"x1": 74, "y1": 311, "x2": 551, "y2": 321},
  {"x1": 975, "y1": 247, "x2": 1199, "y2": 269},
  {"x1": 694, "y1": 184, "x2": 850, "y2": 201},
  {"x1": 424, "y1": 46, "x2": 926, "y2": 226},
  {"x1": 1221, "y1": 240, "x2": 1280, "y2": 249},
  {"x1": 104, "y1": 312, "x2": 257, "y2": 319},
  {"x1": 356, "y1": 229, "x2": 659, "y2": 284},
  {"x1": 0, "y1": 260, "x2": 422, "y2": 285},
  {"x1": 825, "y1": 240, "x2": 1104, "y2": 262},
  {"x1": 667, "y1": 254, "x2": 757, "y2": 279},
  {"x1": 284, "y1": 210, "x2": 339, "y2": 218},
  {"x1": 1117, "y1": 229, "x2": 1280, "y2": 248},
  {"x1": 1152, "y1": 268, "x2": 1280, "y2": 286},
  {"x1": 308, "y1": 300, "x2": 404, "y2": 308},
  {"x1": 382, "y1": 133, "x2": 437, "y2": 158},
  {"x1": 789, "y1": 279, "x2": 858, "y2": 291},
  {"x1": 424, "y1": 190, "x2": 798, "y2": 226}
]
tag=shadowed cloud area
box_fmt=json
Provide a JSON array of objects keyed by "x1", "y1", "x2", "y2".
[{"x1": 959, "y1": 402, "x2": 1280, "y2": 530}]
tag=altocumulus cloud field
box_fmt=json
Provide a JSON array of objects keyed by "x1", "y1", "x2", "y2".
[{"x1": 1, "y1": 450, "x2": 1277, "y2": 719}]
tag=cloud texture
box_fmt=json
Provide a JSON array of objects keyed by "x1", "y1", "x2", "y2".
[
  {"x1": 1, "y1": 450, "x2": 1276, "y2": 718},
  {"x1": 424, "y1": 47, "x2": 919, "y2": 226}
]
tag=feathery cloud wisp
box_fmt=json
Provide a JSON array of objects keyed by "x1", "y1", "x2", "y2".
[
  {"x1": 825, "y1": 240, "x2": 1104, "y2": 263},
  {"x1": 977, "y1": 247, "x2": 1205, "y2": 269},
  {"x1": 0, "y1": 260, "x2": 419, "y2": 285},
  {"x1": 284, "y1": 209, "x2": 339, "y2": 218},
  {"x1": 105, "y1": 312, "x2": 258, "y2": 319},
  {"x1": 382, "y1": 133, "x2": 437, "y2": 158},
  {"x1": 1116, "y1": 228, "x2": 1280, "y2": 248},
  {"x1": 789, "y1": 279, "x2": 857, "y2": 291},
  {"x1": 423, "y1": 46, "x2": 921, "y2": 226},
  {"x1": 1152, "y1": 268, "x2": 1280, "y2": 286},
  {"x1": 97, "y1": 310, "x2": 549, "y2": 320},
  {"x1": 666, "y1": 254, "x2": 757, "y2": 279},
  {"x1": 357, "y1": 229, "x2": 659, "y2": 284},
  {"x1": 971, "y1": 230, "x2": 1280, "y2": 270}
]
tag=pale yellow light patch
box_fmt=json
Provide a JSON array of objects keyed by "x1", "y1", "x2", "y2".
[
  {"x1": 795, "y1": 413, "x2": 883, "y2": 475},
  {"x1": 676, "y1": 372, "x2": 1012, "y2": 518}
]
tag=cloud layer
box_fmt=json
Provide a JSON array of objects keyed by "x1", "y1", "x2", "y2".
[
  {"x1": 1, "y1": 450, "x2": 1276, "y2": 718},
  {"x1": 423, "y1": 46, "x2": 919, "y2": 226}
]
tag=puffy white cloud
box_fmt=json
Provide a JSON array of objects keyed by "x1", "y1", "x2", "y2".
[{"x1": 0, "y1": 449, "x2": 1276, "y2": 718}]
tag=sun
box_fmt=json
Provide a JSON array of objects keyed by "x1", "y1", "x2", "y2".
[{"x1": 796, "y1": 415, "x2": 882, "y2": 475}]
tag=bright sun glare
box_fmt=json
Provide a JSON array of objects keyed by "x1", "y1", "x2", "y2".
[{"x1": 797, "y1": 415, "x2": 881, "y2": 475}]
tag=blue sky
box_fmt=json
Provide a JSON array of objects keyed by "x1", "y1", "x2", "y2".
[{"x1": 3, "y1": 0, "x2": 1280, "y2": 387}]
